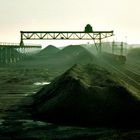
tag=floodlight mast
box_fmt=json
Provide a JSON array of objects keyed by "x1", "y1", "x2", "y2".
[{"x1": 20, "y1": 24, "x2": 114, "y2": 53}]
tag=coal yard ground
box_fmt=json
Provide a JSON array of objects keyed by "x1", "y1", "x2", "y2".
[{"x1": 0, "y1": 44, "x2": 140, "y2": 139}]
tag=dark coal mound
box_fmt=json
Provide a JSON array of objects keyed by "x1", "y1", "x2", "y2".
[
  {"x1": 32, "y1": 64, "x2": 140, "y2": 127},
  {"x1": 50, "y1": 45, "x2": 95, "y2": 69},
  {"x1": 15, "y1": 45, "x2": 95, "y2": 70},
  {"x1": 13, "y1": 45, "x2": 60, "y2": 68},
  {"x1": 38, "y1": 45, "x2": 95, "y2": 75},
  {"x1": 37, "y1": 45, "x2": 60, "y2": 56}
]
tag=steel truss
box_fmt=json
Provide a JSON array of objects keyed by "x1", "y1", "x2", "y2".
[{"x1": 20, "y1": 30, "x2": 114, "y2": 53}]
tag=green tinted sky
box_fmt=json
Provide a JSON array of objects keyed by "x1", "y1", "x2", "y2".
[{"x1": 0, "y1": 0, "x2": 140, "y2": 45}]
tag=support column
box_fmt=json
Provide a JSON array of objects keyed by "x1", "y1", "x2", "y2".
[
  {"x1": 99, "y1": 33, "x2": 102, "y2": 54},
  {"x1": 20, "y1": 32, "x2": 24, "y2": 47},
  {"x1": 112, "y1": 41, "x2": 115, "y2": 54},
  {"x1": 120, "y1": 42, "x2": 123, "y2": 56}
]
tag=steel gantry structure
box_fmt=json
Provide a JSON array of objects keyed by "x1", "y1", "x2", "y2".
[{"x1": 20, "y1": 25, "x2": 114, "y2": 53}]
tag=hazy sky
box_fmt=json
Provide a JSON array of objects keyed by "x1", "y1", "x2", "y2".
[{"x1": 0, "y1": 0, "x2": 140, "y2": 46}]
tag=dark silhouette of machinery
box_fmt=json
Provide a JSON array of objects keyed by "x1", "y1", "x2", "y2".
[{"x1": 84, "y1": 24, "x2": 93, "y2": 32}]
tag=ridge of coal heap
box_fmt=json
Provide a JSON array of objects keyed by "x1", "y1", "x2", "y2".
[
  {"x1": 37, "y1": 45, "x2": 60, "y2": 56},
  {"x1": 32, "y1": 64, "x2": 140, "y2": 127},
  {"x1": 57, "y1": 44, "x2": 92, "y2": 57},
  {"x1": 52, "y1": 45, "x2": 95, "y2": 66}
]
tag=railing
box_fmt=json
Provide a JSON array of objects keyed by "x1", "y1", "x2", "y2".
[
  {"x1": 0, "y1": 42, "x2": 19, "y2": 46},
  {"x1": 0, "y1": 42, "x2": 41, "y2": 48}
]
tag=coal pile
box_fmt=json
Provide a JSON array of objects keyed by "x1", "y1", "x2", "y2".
[
  {"x1": 15, "y1": 45, "x2": 95, "y2": 70},
  {"x1": 33, "y1": 45, "x2": 95, "y2": 76},
  {"x1": 37, "y1": 45, "x2": 60, "y2": 57},
  {"x1": 15, "y1": 45, "x2": 60, "y2": 66},
  {"x1": 32, "y1": 64, "x2": 140, "y2": 127},
  {"x1": 47, "y1": 45, "x2": 95, "y2": 71}
]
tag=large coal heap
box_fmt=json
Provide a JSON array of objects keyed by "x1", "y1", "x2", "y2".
[
  {"x1": 15, "y1": 45, "x2": 95, "y2": 69},
  {"x1": 37, "y1": 45, "x2": 60, "y2": 56},
  {"x1": 52, "y1": 45, "x2": 95, "y2": 67},
  {"x1": 36, "y1": 45, "x2": 95, "y2": 74},
  {"x1": 32, "y1": 64, "x2": 140, "y2": 127}
]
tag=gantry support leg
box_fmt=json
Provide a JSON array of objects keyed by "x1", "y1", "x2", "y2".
[
  {"x1": 112, "y1": 41, "x2": 115, "y2": 54},
  {"x1": 120, "y1": 42, "x2": 123, "y2": 56},
  {"x1": 99, "y1": 33, "x2": 102, "y2": 54}
]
